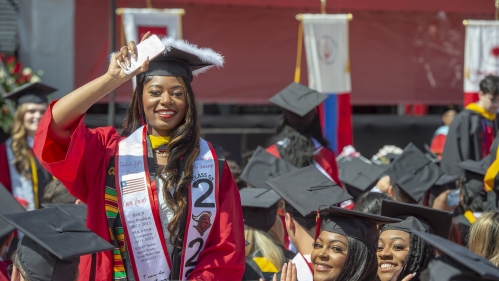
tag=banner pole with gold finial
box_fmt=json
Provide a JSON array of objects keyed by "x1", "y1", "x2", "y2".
[
  {"x1": 321, "y1": 0, "x2": 326, "y2": 14},
  {"x1": 495, "y1": 0, "x2": 499, "y2": 20},
  {"x1": 294, "y1": 21, "x2": 303, "y2": 83}
]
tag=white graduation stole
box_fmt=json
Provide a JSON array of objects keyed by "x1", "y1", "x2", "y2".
[{"x1": 116, "y1": 126, "x2": 218, "y2": 281}]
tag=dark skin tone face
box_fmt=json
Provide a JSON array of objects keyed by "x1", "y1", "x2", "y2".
[
  {"x1": 142, "y1": 76, "x2": 187, "y2": 173},
  {"x1": 377, "y1": 230, "x2": 410, "y2": 281},
  {"x1": 284, "y1": 109, "x2": 316, "y2": 130},
  {"x1": 311, "y1": 231, "x2": 349, "y2": 281},
  {"x1": 142, "y1": 76, "x2": 187, "y2": 137}
]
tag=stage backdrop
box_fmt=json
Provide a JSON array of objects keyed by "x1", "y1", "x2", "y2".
[
  {"x1": 16, "y1": 1, "x2": 496, "y2": 104},
  {"x1": 18, "y1": 0, "x2": 74, "y2": 99},
  {"x1": 463, "y1": 20, "x2": 499, "y2": 106}
]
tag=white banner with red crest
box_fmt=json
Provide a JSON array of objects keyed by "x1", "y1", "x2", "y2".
[{"x1": 463, "y1": 20, "x2": 499, "y2": 106}]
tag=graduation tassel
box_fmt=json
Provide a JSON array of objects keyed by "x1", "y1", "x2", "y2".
[{"x1": 315, "y1": 210, "x2": 321, "y2": 241}]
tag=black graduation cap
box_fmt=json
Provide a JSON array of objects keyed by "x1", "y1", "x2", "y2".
[
  {"x1": 385, "y1": 143, "x2": 443, "y2": 202},
  {"x1": 339, "y1": 157, "x2": 386, "y2": 198},
  {"x1": 269, "y1": 83, "x2": 328, "y2": 117},
  {"x1": 4, "y1": 82, "x2": 55, "y2": 107},
  {"x1": 0, "y1": 184, "x2": 26, "y2": 238},
  {"x1": 2, "y1": 207, "x2": 114, "y2": 281},
  {"x1": 240, "y1": 146, "x2": 298, "y2": 189},
  {"x1": 412, "y1": 230, "x2": 499, "y2": 281},
  {"x1": 456, "y1": 156, "x2": 490, "y2": 177},
  {"x1": 240, "y1": 188, "x2": 281, "y2": 232},
  {"x1": 319, "y1": 206, "x2": 401, "y2": 249},
  {"x1": 435, "y1": 174, "x2": 460, "y2": 186},
  {"x1": 41, "y1": 204, "x2": 87, "y2": 226},
  {"x1": 265, "y1": 165, "x2": 353, "y2": 230},
  {"x1": 456, "y1": 156, "x2": 491, "y2": 206},
  {"x1": 424, "y1": 144, "x2": 440, "y2": 165},
  {"x1": 137, "y1": 37, "x2": 224, "y2": 83},
  {"x1": 380, "y1": 200, "x2": 453, "y2": 239}
]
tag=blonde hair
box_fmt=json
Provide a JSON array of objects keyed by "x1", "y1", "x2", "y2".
[
  {"x1": 244, "y1": 225, "x2": 285, "y2": 270},
  {"x1": 10, "y1": 104, "x2": 31, "y2": 178},
  {"x1": 468, "y1": 211, "x2": 499, "y2": 266}
]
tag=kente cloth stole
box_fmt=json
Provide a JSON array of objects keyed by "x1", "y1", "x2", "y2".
[{"x1": 111, "y1": 126, "x2": 219, "y2": 281}]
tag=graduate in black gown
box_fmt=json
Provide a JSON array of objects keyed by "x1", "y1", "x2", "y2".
[{"x1": 441, "y1": 75, "x2": 499, "y2": 176}]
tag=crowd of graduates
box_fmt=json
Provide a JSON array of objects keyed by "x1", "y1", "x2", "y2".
[{"x1": 1, "y1": 33, "x2": 499, "y2": 281}]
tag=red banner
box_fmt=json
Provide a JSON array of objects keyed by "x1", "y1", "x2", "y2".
[{"x1": 138, "y1": 26, "x2": 168, "y2": 40}]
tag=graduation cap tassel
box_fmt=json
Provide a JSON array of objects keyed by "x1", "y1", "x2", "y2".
[{"x1": 315, "y1": 210, "x2": 321, "y2": 241}]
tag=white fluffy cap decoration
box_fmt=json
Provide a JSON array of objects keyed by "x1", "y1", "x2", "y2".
[
  {"x1": 160, "y1": 37, "x2": 224, "y2": 76},
  {"x1": 109, "y1": 37, "x2": 224, "y2": 77}
]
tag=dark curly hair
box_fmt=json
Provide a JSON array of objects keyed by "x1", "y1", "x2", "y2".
[
  {"x1": 396, "y1": 233, "x2": 435, "y2": 281},
  {"x1": 121, "y1": 75, "x2": 200, "y2": 247},
  {"x1": 268, "y1": 114, "x2": 329, "y2": 168}
]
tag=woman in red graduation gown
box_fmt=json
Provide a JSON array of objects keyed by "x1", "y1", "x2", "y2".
[{"x1": 33, "y1": 34, "x2": 245, "y2": 281}]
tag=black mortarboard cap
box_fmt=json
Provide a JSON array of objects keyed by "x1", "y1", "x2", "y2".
[
  {"x1": 4, "y1": 82, "x2": 55, "y2": 107},
  {"x1": 424, "y1": 144, "x2": 440, "y2": 165},
  {"x1": 456, "y1": 156, "x2": 490, "y2": 177},
  {"x1": 0, "y1": 184, "x2": 26, "y2": 238},
  {"x1": 412, "y1": 230, "x2": 499, "y2": 281},
  {"x1": 137, "y1": 37, "x2": 224, "y2": 83},
  {"x1": 41, "y1": 204, "x2": 87, "y2": 226},
  {"x1": 269, "y1": 83, "x2": 328, "y2": 117},
  {"x1": 435, "y1": 174, "x2": 459, "y2": 186},
  {"x1": 2, "y1": 207, "x2": 114, "y2": 281},
  {"x1": 240, "y1": 146, "x2": 298, "y2": 189},
  {"x1": 456, "y1": 156, "x2": 491, "y2": 205},
  {"x1": 339, "y1": 157, "x2": 385, "y2": 198},
  {"x1": 240, "y1": 188, "x2": 281, "y2": 232},
  {"x1": 380, "y1": 200, "x2": 453, "y2": 238},
  {"x1": 265, "y1": 166, "x2": 353, "y2": 229},
  {"x1": 319, "y1": 206, "x2": 401, "y2": 249},
  {"x1": 385, "y1": 143, "x2": 443, "y2": 202}
]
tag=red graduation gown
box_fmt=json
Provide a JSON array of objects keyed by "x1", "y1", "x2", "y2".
[
  {"x1": 33, "y1": 101, "x2": 245, "y2": 281},
  {"x1": 0, "y1": 260, "x2": 9, "y2": 281},
  {"x1": 265, "y1": 144, "x2": 340, "y2": 186}
]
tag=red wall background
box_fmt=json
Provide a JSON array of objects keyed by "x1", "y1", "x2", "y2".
[{"x1": 75, "y1": 0, "x2": 496, "y2": 104}]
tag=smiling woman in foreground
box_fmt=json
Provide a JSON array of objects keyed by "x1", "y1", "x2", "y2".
[
  {"x1": 32, "y1": 33, "x2": 245, "y2": 281},
  {"x1": 311, "y1": 206, "x2": 400, "y2": 281}
]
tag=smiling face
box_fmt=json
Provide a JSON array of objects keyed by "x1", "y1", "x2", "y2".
[
  {"x1": 22, "y1": 103, "x2": 48, "y2": 137},
  {"x1": 311, "y1": 231, "x2": 348, "y2": 281},
  {"x1": 377, "y1": 230, "x2": 410, "y2": 281},
  {"x1": 142, "y1": 76, "x2": 187, "y2": 136}
]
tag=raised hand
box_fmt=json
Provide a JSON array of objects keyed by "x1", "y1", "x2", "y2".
[
  {"x1": 275, "y1": 261, "x2": 297, "y2": 281},
  {"x1": 107, "y1": 31, "x2": 152, "y2": 81}
]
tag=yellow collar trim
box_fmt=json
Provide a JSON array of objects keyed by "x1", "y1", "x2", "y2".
[
  {"x1": 464, "y1": 210, "x2": 477, "y2": 224},
  {"x1": 149, "y1": 135, "x2": 171, "y2": 149},
  {"x1": 465, "y1": 103, "x2": 496, "y2": 121}
]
